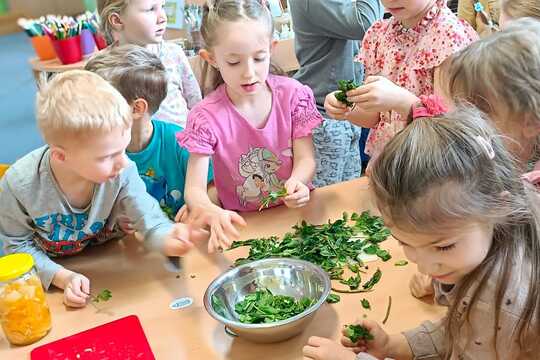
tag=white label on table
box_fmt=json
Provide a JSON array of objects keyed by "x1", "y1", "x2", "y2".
[{"x1": 170, "y1": 297, "x2": 193, "y2": 310}]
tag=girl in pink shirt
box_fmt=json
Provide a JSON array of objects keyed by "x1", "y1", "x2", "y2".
[
  {"x1": 177, "y1": 0, "x2": 322, "y2": 252},
  {"x1": 324, "y1": 0, "x2": 477, "y2": 167}
]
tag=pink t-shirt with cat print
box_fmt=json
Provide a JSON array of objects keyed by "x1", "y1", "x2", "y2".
[{"x1": 176, "y1": 75, "x2": 323, "y2": 212}]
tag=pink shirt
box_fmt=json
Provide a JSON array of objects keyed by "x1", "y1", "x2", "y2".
[
  {"x1": 356, "y1": 0, "x2": 477, "y2": 160},
  {"x1": 177, "y1": 75, "x2": 323, "y2": 212}
]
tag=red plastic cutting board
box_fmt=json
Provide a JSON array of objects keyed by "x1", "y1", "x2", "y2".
[{"x1": 31, "y1": 315, "x2": 155, "y2": 360}]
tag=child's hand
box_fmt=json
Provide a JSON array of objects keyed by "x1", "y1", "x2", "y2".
[
  {"x1": 341, "y1": 320, "x2": 389, "y2": 359},
  {"x1": 346, "y1": 76, "x2": 417, "y2": 115},
  {"x1": 303, "y1": 336, "x2": 357, "y2": 360},
  {"x1": 325, "y1": 91, "x2": 350, "y2": 120},
  {"x1": 117, "y1": 216, "x2": 135, "y2": 235},
  {"x1": 283, "y1": 177, "x2": 310, "y2": 208},
  {"x1": 64, "y1": 272, "x2": 90, "y2": 308},
  {"x1": 163, "y1": 222, "x2": 208, "y2": 256},
  {"x1": 409, "y1": 272, "x2": 434, "y2": 298},
  {"x1": 177, "y1": 205, "x2": 247, "y2": 253}
]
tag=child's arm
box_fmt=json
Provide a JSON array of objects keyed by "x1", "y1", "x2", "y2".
[
  {"x1": 283, "y1": 136, "x2": 315, "y2": 208},
  {"x1": 0, "y1": 177, "x2": 89, "y2": 307},
  {"x1": 183, "y1": 154, "x2": 246, "y2": 252},
  {"x1": 178, "y1": 48, "x2": 202, "y2": 109},
  {"x1": 114, "y1": 162, "x2": 200, "y2": 256}
]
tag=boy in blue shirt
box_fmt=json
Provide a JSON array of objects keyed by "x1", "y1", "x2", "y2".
[{"x1": 85, "y1": 45, "x2": 213, "y2": 219}]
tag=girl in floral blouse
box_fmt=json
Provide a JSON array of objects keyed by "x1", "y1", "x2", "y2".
[
  {"x1": 324, "y1": 0, "x2": 477, "y2": 169},
  {"x1": 98, "y1": 0, "x2": 202, "y2": 126}
]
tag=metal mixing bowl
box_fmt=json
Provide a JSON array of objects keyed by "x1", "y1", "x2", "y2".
[{"x1": 204, "y1": 258, "x2": 331, "y2": 343}]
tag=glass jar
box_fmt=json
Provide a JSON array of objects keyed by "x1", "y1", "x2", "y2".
[{"x1": 0, "y1": 254, "x2": 52, "y2": 346}]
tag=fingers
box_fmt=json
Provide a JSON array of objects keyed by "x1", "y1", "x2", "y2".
[
  {"x1": 175, "y1": 205, "x2": 188, "y2": 223},
  {"x1": 230, "y1": 212, "x2": 247, "y2": 227},
  {"x1": 364, "y1": 75, "x2": 381, "y2": 84}
]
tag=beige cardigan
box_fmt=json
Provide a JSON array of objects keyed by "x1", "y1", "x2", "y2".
[{"x1": 403, "y1": 255, "x2": 535, "y2": 359}]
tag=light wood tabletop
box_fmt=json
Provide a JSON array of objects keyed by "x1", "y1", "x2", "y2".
[{"x1": 0, "y1": 177, "x2": 444, "y2": 359}]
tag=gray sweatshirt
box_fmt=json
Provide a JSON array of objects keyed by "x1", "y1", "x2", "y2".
[
  {"x1": 290, "y1": 0, "x2": 383, "y2": 114},
  {"x1": 0, "y1": 146, "x2": 173, "y2": 289}
]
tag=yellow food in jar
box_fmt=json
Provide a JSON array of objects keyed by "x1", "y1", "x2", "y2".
[{"x1": 0, "y1": 274, "x2": 51, "y2": 345}]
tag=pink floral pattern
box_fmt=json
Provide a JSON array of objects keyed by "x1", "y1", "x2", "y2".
[
  {"x1": 148, "y1": 41, "x2": 202, "y2": 127},
  {"x1": 356, "y1": 0, "x2": 477, "y2": 160}
]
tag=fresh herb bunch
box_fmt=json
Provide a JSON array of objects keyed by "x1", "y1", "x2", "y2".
[
  {"x1": 258, "y1": 187, "x2": 288, "y2": 211},
  {"x1": 234, "y1": 288, "x2": 316, "y2": 324},
  {"x1": 344, "y1": 324, "x2": 374, "y2": 343},
  {"x1": 230, "y1": 212, "x2": 391, "y2": 291},
  {"x1": 91, "y1": 289, "x2": 112, "y2": 303},
  {"x1": 335, "y1": 80, "x2": 360, "y2": 107}
]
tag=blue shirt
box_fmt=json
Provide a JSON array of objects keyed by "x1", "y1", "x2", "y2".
[{"x1": 127, "y1": 119, "x2": 213, "y2": 219}]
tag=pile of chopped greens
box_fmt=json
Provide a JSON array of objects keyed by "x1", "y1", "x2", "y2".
[
  {"x1": 335, "y1": 80, "x2": 360, "y2": 107},
  {"x1": 234, "y1": 288, "x2": 316, "y2": 324},
  {"x1": 344, "y1": 324, "x2": 374, "y2": 343},
  {"x1": 229, "y1": 212, "x2": 391, "y2": 295}
]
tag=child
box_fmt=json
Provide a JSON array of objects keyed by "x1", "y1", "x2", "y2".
[
  {"x1": 458, "y1": 0, "x2": 500, "y2": 36},
  {"x1": 442, "y1": 18, "x2": 540, "y2": 172},
  {"x1": 500, "y1": 0, "x2": 540, "y2": 26},
  {"x1": 84, "y1": 45, "x2": 213, "y2": 219},
  {"x1": 0, "y1": 71, "x2": 202, "y2": 308},
  {"x1": 303, "y1": 106, "x2": 540, "y2": 360},
  {"x1": 176, "y1": 0, "x2": 323, "y2": 252},
  {"x1": 97, "y1": 0, "x2": 202, "y2": 126},
  {"x1": 324, "y1": 0, "x2": 477, "y2": 168}
]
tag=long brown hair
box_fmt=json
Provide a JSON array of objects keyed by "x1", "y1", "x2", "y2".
[
  {"x1": 370, "y1": 106, "x2": 540, "y2": 358},
  {"x1": 200, "y1": 0, "x2": 283, "y2": 94},
  {"x1": 502, "y1": 0, "x2": 540, "y2": 21}
]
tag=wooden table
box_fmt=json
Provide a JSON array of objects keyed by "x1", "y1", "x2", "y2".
[{"x1": 0, "y1": 178, "x2": 444, "y2": 359}]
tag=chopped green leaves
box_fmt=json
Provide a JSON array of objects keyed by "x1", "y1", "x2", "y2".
[
  {"x1": 258, "y1": 187, "x2": 288, "y2": 211},
  {"x1": 230, "y1": 212, "x2": 391, "y2": 292},
  {"x1": 335, "y1": 80, "x2": 359, "y2": 107},
  {"x1": 361, "y1": 298, "x2": 371, "y2": 310},
  {"x1": 234, "y1": 288, "x2": 316, "y2": 324},
  {"x1": 395, "y1": 260, "x2": 409, "y2": 266},
  {"x1": 326, "y1": 293, "x2": 341, "y2": 304},
  {"x1": 344, "y1": 324, "x2": 374, "y2": 343}
]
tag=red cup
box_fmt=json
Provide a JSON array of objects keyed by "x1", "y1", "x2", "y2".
[
  {"x1": 30, "y1": 35, "x2": 56, "y2": 61},
  {"x1": 52, "y1": 35, "x2": 83, "y2": 64},
  {"x1": 93, "y1": 34, "x2": 108, "y2": 50}
]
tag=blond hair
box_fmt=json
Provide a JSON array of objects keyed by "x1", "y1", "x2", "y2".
[
  {"x1": 85, "y1": 44, "x2": 167, "y2": 115},
  {"x1": 370, "y1": 106, "x2": 540, "y2": 358},
  {"x1": 201, "y1": 0, "x2": 282, "y2": 93},
  {"x1": 97, "y1": 0, "x2": 131, "y2": 44},
  {"x1": 502, "y1": 0, "x2": 540, "y2": 21},
  {"x1": 443, "y1": 18, "x2": 540, "y2": 121},
  {"x1": 36, "y1": 70, "x2": 132, "y2": 144}
]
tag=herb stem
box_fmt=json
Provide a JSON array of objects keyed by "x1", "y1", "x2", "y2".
[
  {"x1": 331, "y1": 287, "x2": 374, "y2": 294},
  {"x1": 382, "y1": 296, "x2": 392, "y2": 325}
]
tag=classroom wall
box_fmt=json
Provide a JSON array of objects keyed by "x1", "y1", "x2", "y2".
[{"x1": 8, "y1": 0, "x2": 86, "y2": 18}]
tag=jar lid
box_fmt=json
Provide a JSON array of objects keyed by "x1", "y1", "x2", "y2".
[{"x1": 0, "y1": 254, "x2": 34, "y2": 282}]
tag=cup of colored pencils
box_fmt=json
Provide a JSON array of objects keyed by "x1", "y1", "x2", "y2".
[
  {"x1": 43, "y1": 15, "x2": 84, "y2": 64},
  {"x1": 18, "y1": 18, "x2": 56, "y2": 61}
]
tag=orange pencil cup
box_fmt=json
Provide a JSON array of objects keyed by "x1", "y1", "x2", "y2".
[{"x1": 30, "y1": 35, "x2": 56, "y2": 61}]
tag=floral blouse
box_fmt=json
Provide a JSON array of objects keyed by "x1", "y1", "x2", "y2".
[{"x1": 356, "y1": 0, "x2": 477, "y2": 161}]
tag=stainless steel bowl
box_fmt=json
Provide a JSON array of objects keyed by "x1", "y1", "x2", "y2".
[{"x1": 204, "y1": 258, "x2": 331, "y2": 343}]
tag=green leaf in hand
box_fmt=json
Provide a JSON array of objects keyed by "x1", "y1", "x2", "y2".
[
  {"x1": 92, "y1": 289, "x2": 112, "y2": 303},
  {"x1": 344, "y1": 324, "x2": 374, "y2": 343}
]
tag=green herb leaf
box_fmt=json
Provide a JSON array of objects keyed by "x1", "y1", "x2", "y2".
[
  {"x1": 363, "y1": 269, "x2": 382, "y2": 290},
  {"x1": 394, "y1": 260, "x2": 409, "y2": 266},
  {"x1": 376, "y1": 249, "x2": 392, "y2": 262},
  {"x1": 326, "y1": 293, "x2": 341, "y2": 304},
  {"x1": 344, "y1": 324, "x2": 374, "y2": 343},
  {"x1": 361, "y1": 298, "x2": 371, "y2": 310},
  {"x1": 258, "y1": 187, "x2": 288, "y2": 211},
  {"x1": 92, "y1": 289, "x2": 112, "y2": 303},
  {"x1": 335, "y1": 80, "x2": 359, "y2": 107},
  {"x1": 340, "y1": 274, "x2": 361, "y2": 290}
]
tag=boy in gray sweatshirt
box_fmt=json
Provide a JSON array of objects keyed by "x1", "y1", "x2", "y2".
[{"x1": 0, "y1": 70, "x2": 204, "y2": 308}]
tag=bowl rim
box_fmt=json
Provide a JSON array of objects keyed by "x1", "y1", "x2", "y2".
[{"x1": 203, "y1": 258, "x2": 331, "y2": 329}]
